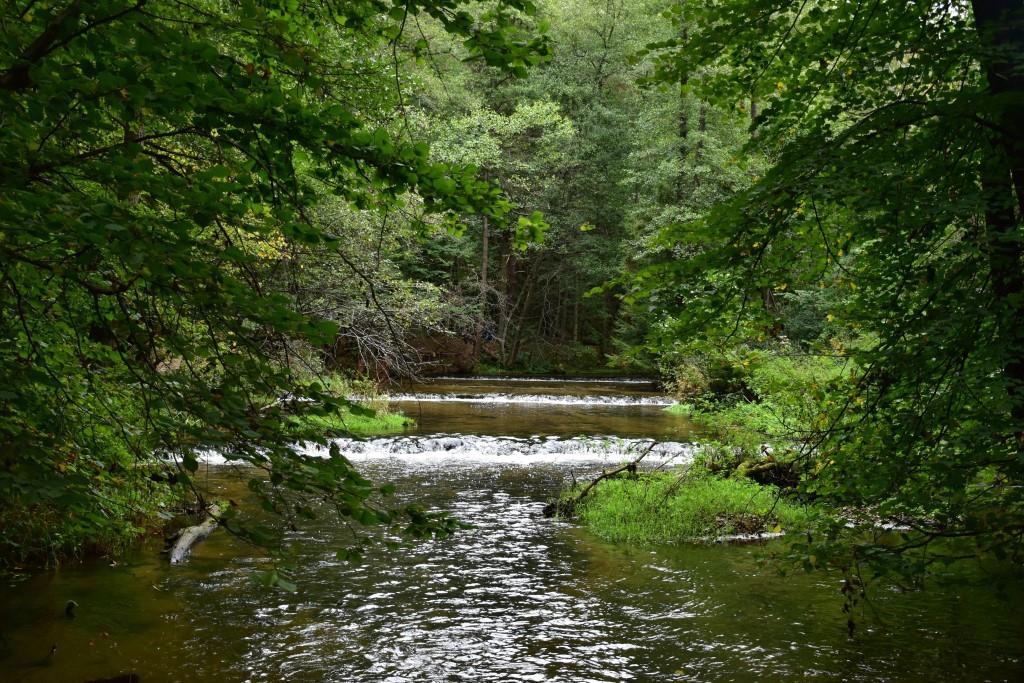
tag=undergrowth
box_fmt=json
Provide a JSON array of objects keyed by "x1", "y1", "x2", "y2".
[
  {"x1": 288, "y1": 374, "x2": 415, "y2": 436},
  {"x1": 665, "y1": 349, "x2": 848, "y2": 459},
  {"x1": 572, "y1": 470, "x2": 818, "y2": 545},
  {"x1": 1, "y1": 373, "x2": 412, "y2": 569}
]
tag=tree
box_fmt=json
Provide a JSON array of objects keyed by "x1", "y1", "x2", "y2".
[
  {"x1": 408, "y1": 0, "x2": 683, "y2": 370},
  {"x1": 0, "y1": 0, "x2": 547, "y2": 570},
  {"x1": 424, "y1": 101, "x2": 569, "y2": 363},
  {"x1": 633, "y1": 0, "x2": 1024, "y2": 583}
]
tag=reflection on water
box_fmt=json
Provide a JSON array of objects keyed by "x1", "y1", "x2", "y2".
[
  {"x1": 385, "y1": 393, "x2": 674, "y2": 406},
  {"x1": 392, "y1": 401, "x2": 695, "y2": 440},
  {"x1": 2, "y1": 378, "x2": 1023, "y2": 682},
  {"x1": 389, "y1": 376, "x2": 691, "y2": 440}
]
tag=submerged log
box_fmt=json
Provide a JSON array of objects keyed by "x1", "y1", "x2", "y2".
[{"x1": 169, "y1": 503, "x2": 223, "y2": 564}]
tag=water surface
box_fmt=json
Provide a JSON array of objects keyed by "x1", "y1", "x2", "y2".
[
  {"x1": 2, "y1": 377, "x2": 1022, "y2": 682},
  {"x1": 389, "y1": 376, "x2": 692, "y2": 439}
]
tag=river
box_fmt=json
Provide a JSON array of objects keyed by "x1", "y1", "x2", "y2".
[{"x1": 1, "y1": 377, "x2": 1023, "y2": 682}]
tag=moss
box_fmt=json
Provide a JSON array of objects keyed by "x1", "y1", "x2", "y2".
[{"x1": 571, "y1": 471, "x2": 817, "y2": 545}]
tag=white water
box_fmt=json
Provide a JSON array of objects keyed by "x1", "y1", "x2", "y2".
[
  {"x1": 318, "y1": 434, "x2": 694, "y2": 465},
  {"x1": 198, "y1": 434, "x2": 695, "y2": 467}
]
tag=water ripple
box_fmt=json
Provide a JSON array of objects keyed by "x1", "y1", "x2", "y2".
[{"x1": 143, "y1": 463, "x2": 1017, "y2": 682}]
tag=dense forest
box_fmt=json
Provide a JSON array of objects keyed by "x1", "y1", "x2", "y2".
[{"x1": 2, "y1": 0, "x2": 1023, "y2": 615}]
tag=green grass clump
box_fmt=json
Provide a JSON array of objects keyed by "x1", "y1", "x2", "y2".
[
  {"x1": 664, "y1": 403, "x2": 695, "y2": 416},
  {"x1": 293, "y1": 407, "x2": 414, "y2": 437},
  {"x1": 574, "y1": 472, "x2": 817, "y2": 545},
  {"x1": 287, "y1": 374, "x2": 415, "y2": 436}
]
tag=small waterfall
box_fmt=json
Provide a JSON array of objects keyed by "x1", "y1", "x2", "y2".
[
  {"x1": 379, "y1": 393, "x2": 674, "y2": 407},
  {"x1": 196, "y1": 435, "x2": 694, "y2": 466},
  {"x1": 307, "y1": 434, "x2": 694, "y2": 465}
]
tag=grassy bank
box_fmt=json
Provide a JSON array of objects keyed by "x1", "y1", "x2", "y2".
[
  {"x1": 664, "y1": 403, "x2": 694, "y2": 416},
  {"x1": 295, "y1": 374, "x2": 415, "y2": 436},
  {"x1": 548, "y1": 350, "x2": 828, "y2": 546},
  {"x1": 571, "y1": 471, "x2": 818, "y2": 544},
  {"x1": 294, "y1": 405, "x2": 414, "y2": 437}
]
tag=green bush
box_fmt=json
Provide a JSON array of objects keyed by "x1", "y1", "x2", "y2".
[
  {"x1": 662, "y1": 350, "x2": 753, "y2": 402},
  {"x1": 666, "y1": 349, "x2": 846, "y2": 458}
]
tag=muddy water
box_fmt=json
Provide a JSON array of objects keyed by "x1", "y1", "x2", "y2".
[{"x1": 1, "y1": 377, "x2": 1023, "y2": 682}]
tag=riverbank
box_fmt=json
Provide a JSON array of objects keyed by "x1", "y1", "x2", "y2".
[
  {"x1": 555, "y1": 349, "x2": 829, "y2": 545},
  {"x1": 0, "y1": 386, "x2": 414, "y2": 571}
]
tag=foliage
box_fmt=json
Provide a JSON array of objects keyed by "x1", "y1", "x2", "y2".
[
  {"x1": 0, "y1": 0, "x2": 548, "y2": 570},
  {"x1": 631, "y1": 0, "x2": 1024, "y2": 584},
  {"x1": 0, "y1": 398, "x2": 182, "y2": 567},
  {"x1": 573, "y1": 469, "x2": 817, "y2": 544},
  {"x1": 662, "y1": 350, "x2": 847, "y2": 494},
  {"x1": 405, "y1": 0, "x2": 679, "y2": 370}
]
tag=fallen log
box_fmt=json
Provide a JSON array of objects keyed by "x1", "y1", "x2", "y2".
[
  {"x1": 169, "y1": 503, "x2": 223, "y2": 564},
  {"x1": 736, "y1": 458, "x2": 801, "y2": 488},
  {"x1": 543, "y1": 442, "x2": 656, "y2": 518}
]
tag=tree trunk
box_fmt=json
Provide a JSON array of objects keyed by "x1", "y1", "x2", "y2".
[
  {"x1": 473, "y1": 215, "x2": 489, "y2": 361},
  {"x1": 971, "y1": 1, "x2": 1024, "y2": 437},
  {"x1": 676, "y1": 24, "x2": 690, "y2": 202},
  {"x1": 169, "y1": 504, "x2": 223, "y2": 564},
  {"x1": 971, "y1": 1, "x2": 1024, "y2": 216},
  {"x1": 507, "y1": 273, "x2": 535, "y2": 367},
  {"x1": 692, "y1": 102, "x2": 709, "y2": 163},
  {"x1": 496, "y1": 236, "x2": 518, "y2": 365},
  {"x1": 572, "y1": 299, "x2": 580, "y2": 344}
]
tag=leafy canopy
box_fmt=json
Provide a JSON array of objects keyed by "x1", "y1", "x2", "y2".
[
  {"x1": 0, "y1": 0, "x2": 547, "y2": 567},
  {"x1": 634, "y1": 0, "x2": 1024, "y2": 580}
]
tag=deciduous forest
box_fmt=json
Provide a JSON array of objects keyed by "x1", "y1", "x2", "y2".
[{"x1": 2, "y1": 1, "x2": 1023, "y2": 681}]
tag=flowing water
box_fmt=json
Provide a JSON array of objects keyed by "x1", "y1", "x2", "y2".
[
  {"x1": 384, "y1": 377, "x2": 688, "y2": 440},
  {"x1": 2, "y1": 377, "x2": 1023, "y2": 682}
]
